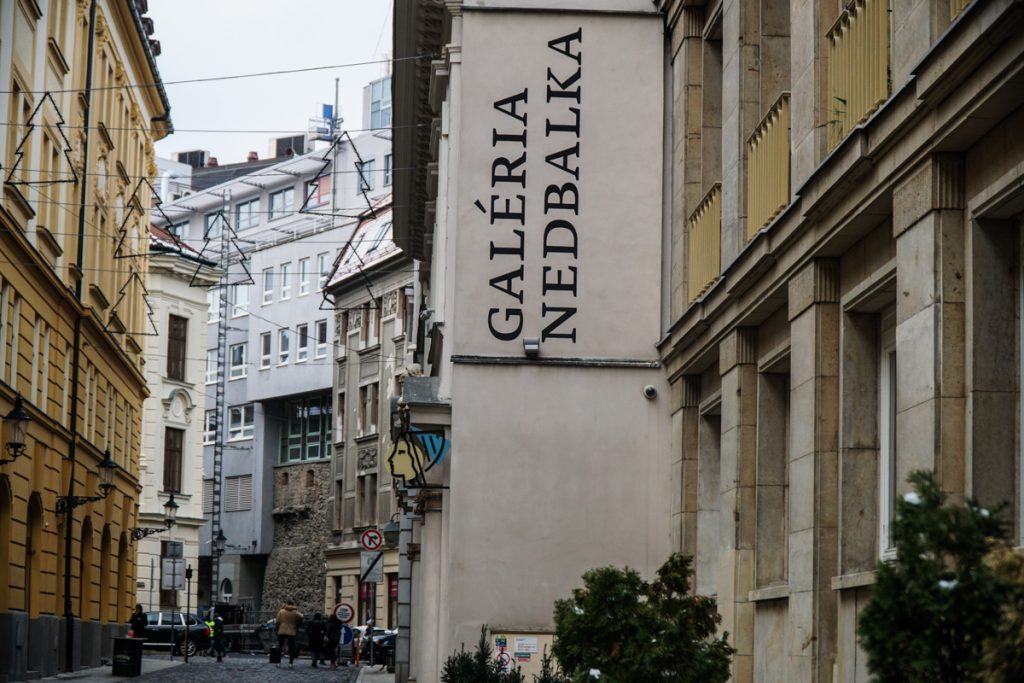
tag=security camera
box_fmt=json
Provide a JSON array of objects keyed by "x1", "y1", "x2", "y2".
[
  {"x1": 419, "y1": 308, "x2": 434, "y2": 321},
  {"x1": 642, "y1": 385, "x2": 657, "y2": 400}
]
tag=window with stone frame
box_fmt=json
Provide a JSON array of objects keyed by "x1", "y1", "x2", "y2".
[
  {"x1": 166, "y1": 314, "x2": 188, "y2": 381},
  {"x1": 163, "y1": 427, "x2": 184, "y2": 493},
  {"x1": 356, "y1": 472, "x2": 378, "y2": 527},
  {"x1": 879, "y1": 308, "x2": 897, "y2": 558},
  {"x1": 696, "y1": 401, "x2": 722, "y2": 597},
  {"x1": 358, "y1": 382, "x2": 379, "y2": 436},
  {"x1": 755, "y1": 363, "x2": 789, "y2": 589}
]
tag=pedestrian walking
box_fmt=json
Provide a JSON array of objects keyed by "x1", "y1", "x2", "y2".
[
  {"x1": 325, "y1": 613, "x2": 342, "y2": 670},
  {"x1": 128, "y1": 604, "x2": 147, "y2": 640},
  {"x1": 275, "y1": 600, "x2": 303, "y2": 668},
  {"x1": 306, "y1": 612, "x2": 326, "y2": 667},
  {"x1": 213, "y1": 613, "x2": 226, "y2": 662}
]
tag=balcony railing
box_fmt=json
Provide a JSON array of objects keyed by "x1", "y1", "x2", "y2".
[
  {"x1": 687, "y1": 183, "x2": 721, "y2": 303},
  {"x1": 746, "y1": 93, "x2": 791, "y2": 240},
  {"x1": 950, "y1": 0, "x2": 969, "y2": 17},
  {"x1": 827, "y1": 0, "x2": 890, "y2": 150}
]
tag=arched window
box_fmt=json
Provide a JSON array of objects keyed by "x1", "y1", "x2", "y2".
[
  {"x1": 26, "y1": 494, "x2": 43, "y2": 616},
  {"x1": 79, "y1": 517, "x2": 94, "y2": 620},
  {"x1": 220, "y1": 578, "x2": 233, "y2": 601},
  {"x1": 0, "y1": 476, "x2": 11, "y2": 610},
  {"x1": 99, "y1": 525, "x2": 111, "y2": 622}
]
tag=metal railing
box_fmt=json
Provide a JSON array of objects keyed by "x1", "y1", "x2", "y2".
[
  {"x1": 687, "y1": 183, "x2": 722, "y2": 303},
  {"x1": 746, "y1": 92, "x2": 791, "y2": 240},
  {"x1": 827, "y1": 0, "x2": 890, "y2": 150}
]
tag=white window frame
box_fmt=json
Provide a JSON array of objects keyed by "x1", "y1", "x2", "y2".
[
  {"x1": 229, "y1": 342, "x2": 247, "y2": 379},
  {"x1": 879, "y1": 309, "x2": 897, "y2": 560},
  {"x1": 260, "y1": 332, "x2": 272, "y2": 369},
  {"x1": 208, "y1": 289, "x2": 220, "y2": 323},
  {"x1": 315, "y1": 319, "x2": 328, "y2": 359},
  {"x1": 228, "y1": 404, "x2": 254, "y2": 441},
  {"x1": 231, "y1": 284, "x2": 249, "y2": 318},
  {"x1": 269, "y1": 187, "x2": 295, "y2": 220},
  {"x1": 356, "y1": 160, "x2": 375, "y2": 192},
  {"x1": 317, "y1": 252, "x2": 329, "y2": 291},
  {"x1": 204, "y1": 212, "x2": 222, "y2": 239},
  {"x1": 205, "y1": 349, "x2": 217, "y2": 385},
  {"x1": 262, "y1": 268, "x2": 274, "y2": 305},
  {"x1": 280, "y1": 263, "x2": 292, "y2": 300},
  {"x1": 278, "y1": 328, "x2": 291, "y2": 365},
  {"x1": 298, "y1": 258, "x2": 310, "y2": 296},
  {"x1": 384, "y1": 153, "x2": 393, "y2": 186},
  {"x1": 203, "y1": 411, "x2": 216, "y2": 445},
  {"x1": 296, "y1": 324, "x2": 309, "y2": 363},
  {"x1": 236, "y1": 198, "x2": 260, "y2": 230}
]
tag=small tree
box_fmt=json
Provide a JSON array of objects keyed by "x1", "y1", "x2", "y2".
[
  {"x1": 858, "y1": 470, "x2": 1008, "y2": 683},
  {"x1": 441, "y1": 625, "x2": 525, "y2": 683},
  {"x1": 981, "y1": 542, "x2": 1024, "y2": 683},
  {"x1": 552, "y1": 553, "x2": 733, "y2": 683}
]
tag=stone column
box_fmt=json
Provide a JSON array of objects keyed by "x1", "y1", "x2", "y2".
[
  {"x1": 669, "y1": 7, "x2": 705, "y2": 319},
  {"x1": 672, "y1": 376, "x2": 701, "y2": 557},
  {"x1": 892, "y1": 154, "x2": 966, "y2": 503},
  {"x1": 787, "y1": 259, "x2": 840, "y2": 683},
  {"x1": 717, "y1": 329, "x2": 758, "y2": 683}
]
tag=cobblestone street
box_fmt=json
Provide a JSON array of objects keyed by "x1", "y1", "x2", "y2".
[{"x1": 44, "y1": 655, "x2": 369, "y2": 683}]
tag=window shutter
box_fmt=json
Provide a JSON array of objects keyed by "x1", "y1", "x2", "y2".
[
  {"x1": 238, "y1": 475, "x2": 252, "y2": 511},
  {"x1": 203, "y1": 479, "x2": 214, "y2": 514}
]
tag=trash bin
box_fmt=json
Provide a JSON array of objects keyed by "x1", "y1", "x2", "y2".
[
  {"x1": 269, "y1": 646, "x2": 281, "y2": 664},
  {"x1": 112, "y1": 637, "x2": 143, "y2": 677}
]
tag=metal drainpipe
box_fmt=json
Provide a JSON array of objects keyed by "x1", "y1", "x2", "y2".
[{"x1": 64, "y1": 0, "x2": 97, "y2": 672}]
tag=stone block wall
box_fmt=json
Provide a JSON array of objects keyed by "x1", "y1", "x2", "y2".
[{"x1": 261, "y1": 461, "x2": 333, "y2": 618}]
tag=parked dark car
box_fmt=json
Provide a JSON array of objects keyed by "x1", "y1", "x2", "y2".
[
  {"x1": 360, "y1": 629, "x2": 396, "y2": 666},
  {"x1": 139, "y1": 612, "x2": 210, "y2": 656}
]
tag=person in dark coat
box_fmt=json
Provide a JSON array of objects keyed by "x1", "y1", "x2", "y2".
[
  {"x1": 213, "y1": 613, "x2": 226, "y2": 662},
  {"x1": 325, "y1": 614, "x2": 342, "y2": 669},
  {"x1": 129, "y1": 604, "x2": 147, "y2": 639},
  {"x1": 305, "y1": 613, "x2": 326, "y2": 667}
]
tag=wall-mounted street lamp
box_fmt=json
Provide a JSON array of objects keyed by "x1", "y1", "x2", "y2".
[
  {"x1": 55, "y1": 450, "x2": 117, "y2": 513},
  {"x1": 130, "y1": 493, "x2": 179, "y2": 541},
  {"x1": 381, "y1": 514, "x2": 401, "y2": 548},
  {"x1": 1, "y1": 395, "x2": 31, "y2": 465},
  {"x1": 213, "y1": 529, "x2": 227, "y2": 556}
]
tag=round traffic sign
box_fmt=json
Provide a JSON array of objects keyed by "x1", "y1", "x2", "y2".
[
  {"x1": 334, "y1": 602, "x2": 355, "y2": 624},
  {"x1": 360, "y1": 528, "x2": 384, "y2": 551},
  {"x1": 340, "y1": 625, "x2": 354, "y2": 646}
]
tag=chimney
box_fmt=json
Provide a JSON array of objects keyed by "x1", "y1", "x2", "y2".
[
  {"x1": 247, "y1": 151, "x2": 259, "y2": 163},
  {"x1": 206, "y1": 157, "x2": 219, "y2": 167}
]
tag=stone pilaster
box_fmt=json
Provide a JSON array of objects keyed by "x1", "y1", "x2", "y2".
[
  {"x1": 674, "y1": 376, "x2": 701, "y2": 557},
  {"x1": 787, "y1": 259, "x2": 840, "y2": 683},
  {"x1": 670, "y1": 7, "x2": 706, "y2": 319},
  {"x1": 892, "y1": 153, "x2": 966, "y2": 502},
  {"x1": 717, "y1": 328, "x2": 758, "y2": 683}
]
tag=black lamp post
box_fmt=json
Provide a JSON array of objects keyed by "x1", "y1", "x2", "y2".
[
  {"x1": 381, "y1": 515, "x2": 401, "y2": 548},
  {"x1": 1, "y1": 395, "x2": 31, "y2": 465},
  {"x1": 130, "y1": 493, "x2": 179, "y2": 541},
  {"x1": 55, "y1": 450, "x2": 117, "y2": 514}
]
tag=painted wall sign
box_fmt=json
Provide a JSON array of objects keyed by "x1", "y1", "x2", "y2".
[{"x1": 456, "y1": 14, "x2": 663, "y2": 359}]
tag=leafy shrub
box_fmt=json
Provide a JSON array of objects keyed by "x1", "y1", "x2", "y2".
[
  {"x1": 551, "y1": 553, "x2": 733, "y2": 683},
  {"x1": 858, "y1": 470, "x2": 1008, "y2": 683}
]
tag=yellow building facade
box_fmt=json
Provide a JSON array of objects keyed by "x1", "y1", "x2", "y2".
[{"x1": 0, "y1": 0, "x2": 170, "y2": 678}]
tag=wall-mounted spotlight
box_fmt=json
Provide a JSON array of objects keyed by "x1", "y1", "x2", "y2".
[{"x1": 523, "y1": 337, "x2": 540, "y2": 358}]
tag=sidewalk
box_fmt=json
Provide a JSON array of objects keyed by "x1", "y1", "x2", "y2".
[
  {"x1": 40, "y1": 657, "x2": 183, "y2": 682},
  {"x1": 355, "y1": 666, "x2": 395, "y2": 683}
]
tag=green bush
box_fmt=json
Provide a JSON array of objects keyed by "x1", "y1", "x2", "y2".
[
  {"x1": 441, "y1": 625, "x2": 525, "y2": 683},
  {"x1": 858, "y1": 470, "x2": 1008, "y2": 683},
  {"x1": 551, "y1": 553, "x2": 733, "y2": 683},
  {"x1": 982, "y1": 543, "x2": 1024, "y2": 683}
]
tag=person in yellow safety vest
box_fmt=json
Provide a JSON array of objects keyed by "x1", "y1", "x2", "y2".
[{"x1": 204, "y1": 617, "x2": 215, "y2": 656}]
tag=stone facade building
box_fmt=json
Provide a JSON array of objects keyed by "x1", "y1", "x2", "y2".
[
  {"x1": 136, "y1": 226, "x2": 219, "y2": 613},
  {"x1": 394, "y1": 0, "x2": 1024, "y2": 681},
  {"x1": 656, "y1": 0, "x2": 1024, "y2": 681},
  {"x1": 0, "y1": 0, "x2": 170, "y2": 678},
  {"x1": 324, "y1": 198, "x2": 409, "y2": 628}
]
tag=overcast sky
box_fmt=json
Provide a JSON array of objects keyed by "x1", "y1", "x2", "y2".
[{"x1": 148, "y1": 0, "x2": 393, "y2": 165}]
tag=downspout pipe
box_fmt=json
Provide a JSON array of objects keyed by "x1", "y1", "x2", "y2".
[{"x1": 65, "y1": 0, "x2": 97, "y2": 672}]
